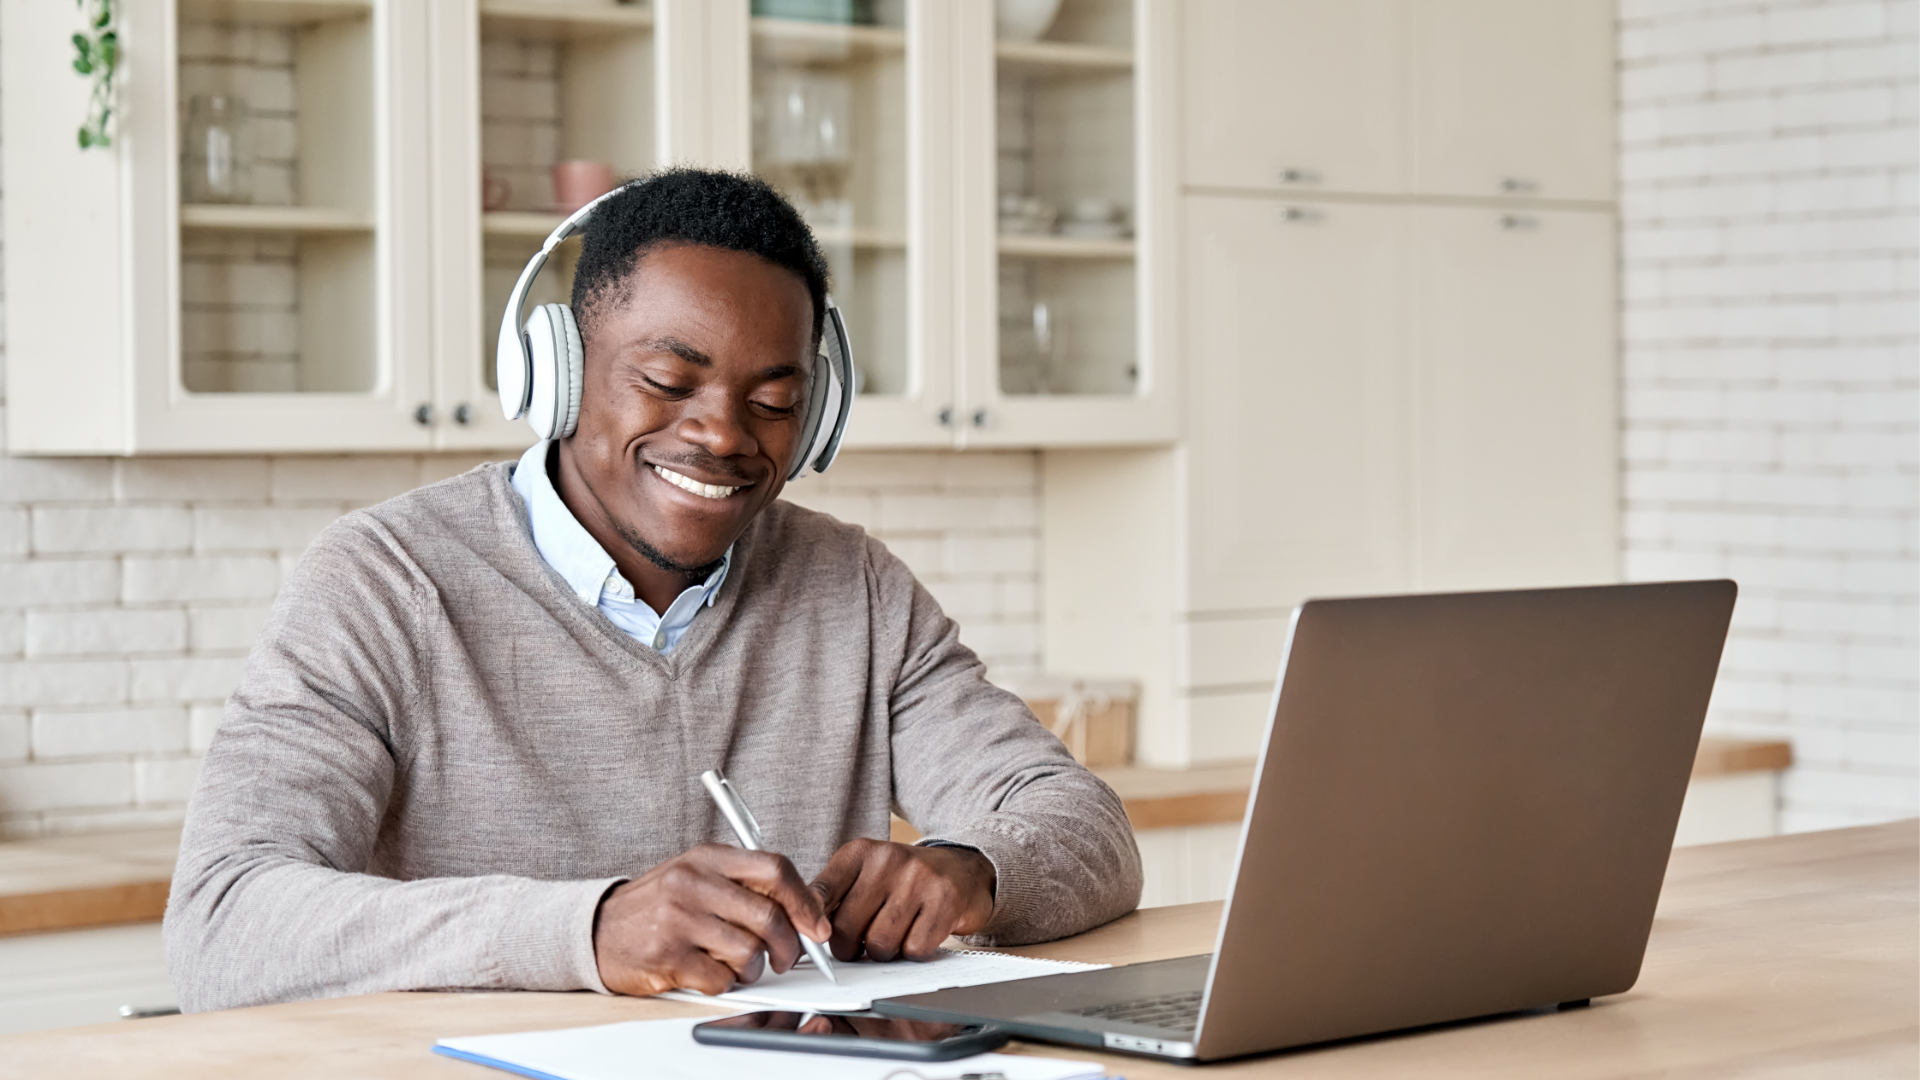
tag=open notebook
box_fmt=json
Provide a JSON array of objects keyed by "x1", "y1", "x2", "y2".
[{"x1": 658, "y1": 948, "x2": 1108, "y2": 1012}]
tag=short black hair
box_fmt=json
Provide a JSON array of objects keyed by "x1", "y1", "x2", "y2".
[{"x1": 569, "y1": 167, "x2": 830, "y2": 347}]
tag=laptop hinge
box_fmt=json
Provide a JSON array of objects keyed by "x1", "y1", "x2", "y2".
[{"x1": 1102, "y1": 1032, "x2": 1197, "y2": 1058}]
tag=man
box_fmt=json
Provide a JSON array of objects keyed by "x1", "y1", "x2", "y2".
[{"x1": 164, "y1": 169, "x2": 1142, "y2": 1011}]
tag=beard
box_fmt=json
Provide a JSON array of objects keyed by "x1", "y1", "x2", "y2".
[{"x1": 612, "y1": 516, "x2": 727, "y2": 583}]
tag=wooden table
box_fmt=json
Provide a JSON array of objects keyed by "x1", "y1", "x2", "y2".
[{"x1": 1, "y1": 820, "x2": 1910, "y2": 1078}]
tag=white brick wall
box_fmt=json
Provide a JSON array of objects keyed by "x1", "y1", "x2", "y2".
[{"x1": 1620, "y1": 0, "x2": 1919, "y2": 830}]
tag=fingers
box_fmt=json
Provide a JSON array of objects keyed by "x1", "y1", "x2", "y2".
[
  {"x1": 901, "y1": 903, "x2": 955, "y2": 961},
  {"x1": 811, "y1": 839, "x2": 874, "y2": 917},
  {"x1": 696, "y1": 845, "x2": 833, "y2": 945}
]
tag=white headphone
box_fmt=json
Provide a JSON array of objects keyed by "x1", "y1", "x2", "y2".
[{"x1": 496, "y1": 185, "x2": 856, "y2": 482}]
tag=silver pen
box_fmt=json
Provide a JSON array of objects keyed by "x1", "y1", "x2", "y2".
[{"x1": 700, "y1": 769, "x2": 839, "y2": 984}]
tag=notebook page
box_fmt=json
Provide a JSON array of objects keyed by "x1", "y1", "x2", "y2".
[
  {"x1": 657, "y1": 948, "x2": 1108, "y2": 1012},
  {"x1": 434, "y1": 1017, "x2": 1106, "y2": 1080}
]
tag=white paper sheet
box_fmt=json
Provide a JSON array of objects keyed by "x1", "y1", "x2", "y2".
[
  {"x1": 657, "y1": 948, "x2": 1108, "y2": 1012},
  {"x1": 434, "y1": 1017, "x2": 1107, "y2": 1080}
]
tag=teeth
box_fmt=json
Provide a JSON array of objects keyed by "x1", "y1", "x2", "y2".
[{"x1": 653, "y1": 465, "x2": 742, "y2": 500}]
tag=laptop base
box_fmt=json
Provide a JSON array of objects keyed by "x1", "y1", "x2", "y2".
[{"x1": 876, "y1": 953, "x2": 1211, "y2": 1062}]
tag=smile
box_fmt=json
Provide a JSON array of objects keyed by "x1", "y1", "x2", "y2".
[{"x1": 652, "y1": 464, "x2": 744, "y2": 500}]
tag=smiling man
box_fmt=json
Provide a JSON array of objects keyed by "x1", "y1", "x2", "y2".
[{"x1": 163, "y1": 169, "x2": 1142, "y2": 1010}]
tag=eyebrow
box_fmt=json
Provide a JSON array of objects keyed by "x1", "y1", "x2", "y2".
[{"x1": 637, "y1": 336, "x2": 712, "y2": 367}]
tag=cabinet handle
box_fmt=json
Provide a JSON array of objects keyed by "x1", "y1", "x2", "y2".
[
  {"x1": 412, "y1": 403, "x2": 434, "y2": 426},
  {"x1": 1499, "y1": 213, "x2": 1541, "y2": 231},
  {"x1": 937, "y1": 406, "x2": 954, "y2": 427},
  {"x1": 1500, "y1": 177, "x2": 1538, "y2": 195},
  {"x1": 1279, "y1": 206, "x2": 1324, "y2": 224},
  {"x1": 1277, "y1": 167, "x2": 1321, "y2": 185},
  {"x1": 453, "y1": 403, "x2": 472, "y2": 426},
  {"x1": 971, "y1": 408, "x2": 989, "y2": 428}
]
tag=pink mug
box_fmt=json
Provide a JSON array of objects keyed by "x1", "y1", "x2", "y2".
[{"x1": 553, "y1": 160, "x2": 616, "y2": 215}]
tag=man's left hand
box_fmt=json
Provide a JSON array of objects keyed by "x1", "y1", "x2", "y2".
[{"x1": 810, "y1": 840, "x2": 996, "y2": 962}]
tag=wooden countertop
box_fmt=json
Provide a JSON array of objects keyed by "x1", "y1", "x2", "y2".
[
  {"x1": 1, "y1": 737, "x2": 1793, "y2": 936},
  {"x1": 0, "y1": 828, "x2": 178, "y2": 936},
  {"x1": 0, "y1": 820, "x2": 1909, "y2": 1078}
]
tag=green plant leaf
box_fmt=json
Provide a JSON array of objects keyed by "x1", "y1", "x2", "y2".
[
  {"x1": 73, "y1": 57, "x2": 93, "y2": 75},
  {"x1": 78, "y1": 128, "x2": 93, "y2": 148}
]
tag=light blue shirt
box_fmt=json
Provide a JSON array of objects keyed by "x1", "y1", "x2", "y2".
[{"x1": 509, "y1": 441, "x2": 729, "y2": 654}]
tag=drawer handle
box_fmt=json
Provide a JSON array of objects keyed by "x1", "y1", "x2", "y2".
[
  {"x1": 1500, "y1": 177, "x2": 1538, "y2": 194},
  {"x1": 1499, "y1": 213, "x2": 1540, "y2": 231},
  {"x1": 1279, "y1": 205, "x2": 1324, "y2": 224},
  {"x1": 1277, "y1": 167, "x2": 1322, "y2": 185}
]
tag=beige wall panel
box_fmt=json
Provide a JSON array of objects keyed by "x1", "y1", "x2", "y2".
[
  {"x1": 1408, "y1": 205, "x2": 1619, "y2": 592},
  {"x1": 1182, "y1": 0, "x2": 1404, "y2": 194},
  {"x1": 1185, "y1": 689, "x2": 1271, "y2": 764},
  {"x1": 1179, "y1": 616, "x2": 1291, "y2": 691},
  {"x1": 1408, "y1": 0, "x2": 1615, "y2": 201},
  {"x1": 1183, "y1": 195, "x2": 1412, "y2": 616}
]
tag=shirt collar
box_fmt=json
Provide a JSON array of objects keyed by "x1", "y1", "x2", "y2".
[{"x1": 509, "y1": 441, "x2": 730, "y2": 614}]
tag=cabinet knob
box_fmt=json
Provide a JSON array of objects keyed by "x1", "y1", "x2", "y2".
[
  {"x1": 412, "y1": 403, "x2": 434, "y2": 426},
  {"x1": 1500, "y1": 177, "x2": 1538, "y2": 195},
  {"x1": 453, "y1": 403, "x2": 472, "y2": 425},
  {"x1": 971, "y1": 408, "x2": 989, "y2": 428},
  {"x1": 938, "y1": 406, "x2": 954, "y2": 427},
  {"x1": 1499, "y1": 213, "x2": 1541, "y2": 231},
  {"x1": 1277, "y1": 167, "x2": 1321, "y2": 185}
]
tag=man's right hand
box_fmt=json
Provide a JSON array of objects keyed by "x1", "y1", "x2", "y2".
[{"x1": 592, "y1": 844, "x2": 832, "y2": 997}]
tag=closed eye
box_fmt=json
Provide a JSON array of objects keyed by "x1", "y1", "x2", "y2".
[{"x1": 641, "y1": 375, "x2": 693, "y2": 398}]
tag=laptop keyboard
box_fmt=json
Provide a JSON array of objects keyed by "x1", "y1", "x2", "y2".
[{"x1": 1071, "y1": 989, "x2": 1204, "y2": 1033}]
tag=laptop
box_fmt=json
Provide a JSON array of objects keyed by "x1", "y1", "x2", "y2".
[{"x1": 876, "y1": 580, "x2": 1738, "y2": 1062}]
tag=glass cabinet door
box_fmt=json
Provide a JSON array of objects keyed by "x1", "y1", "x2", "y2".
[
  {"x1": 175, "y1": 0, "x2": 380, "y2": 396},
  {"x1": 145, "y1": 0, "x2": 436, "y2": 452},
  {"x1": 960, "y1": 0, "x2": 1176, "y2": 447}
]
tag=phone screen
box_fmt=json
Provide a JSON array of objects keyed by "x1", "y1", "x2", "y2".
[{"x1": 696, "y1": 1011, "x2": 981, "y2": 1043}]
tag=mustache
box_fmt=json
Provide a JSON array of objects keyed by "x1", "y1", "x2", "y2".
[{"x1": 643, "y1": 449, "x2": 758, "y2": 486}]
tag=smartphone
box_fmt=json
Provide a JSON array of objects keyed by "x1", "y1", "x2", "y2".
[{"x1": 691, "y1": 1010, "x2": 1009, "y2": 1061}]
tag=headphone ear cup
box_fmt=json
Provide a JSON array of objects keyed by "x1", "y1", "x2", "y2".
[
  {"x1": 787, "y1": 353, "x2": 832, "y2": 481},
  {"x1": 524, "y1": 303, "x2": 584, "y2": 440},
  {"x1": 554, "y1": 304, "x2": 584, "y2": 439}
]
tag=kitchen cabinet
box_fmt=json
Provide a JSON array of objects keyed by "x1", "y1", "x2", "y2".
[
  {"x1": 3, "y1": 0, "x2": 437, "y2": 453},
  {"x1": 1181, "y1": 0, "x2": 1404, "y2": 195},
  {"x1": 1408, "y1": 204, "x2": 1618, "y2": 590},
  {"x1": 1408, "y1": 0, "x2": 1616, "y2": 202},
  {"x1": 2, "y1": 0, "x2": 1176, "y2": 455},
  {"x1": 1182, "y1": 196, "x2": 1410, "y2": 614}
]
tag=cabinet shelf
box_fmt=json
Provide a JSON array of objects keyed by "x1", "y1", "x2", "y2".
[
  {"x1": 997, "y1": 234, "x2": 1135, "y2": 259},
  {"x1": 179, "y1": 0, "x2": 370, "y2": 25},
  {"x1": 180, "y1": 204, "x2": 375, "y2": 233},
  {"x1": 483, "y1": 211, "x2": 568, "y2": 239},
  {"x1": 479, "y1": 0, "x2": 653, "y2": 39},
  {"x1": 751, "y1": 17, "x2": 906, "y2": 59},
  {"x1": 995, "y1": 38, "x2": 1132, "y2": 73}
]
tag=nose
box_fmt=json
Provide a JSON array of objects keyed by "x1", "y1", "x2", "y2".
[{"x1": 673, "y1": 387, "x2": 759, "y2": 462}]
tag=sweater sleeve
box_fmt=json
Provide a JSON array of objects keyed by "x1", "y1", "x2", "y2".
[
  {"x1": 873, "y1": 538, "x2": 1143, "y2": 946},
  {"x1": 162, "y1": 516, "x2": 620, "y2": 1013}
]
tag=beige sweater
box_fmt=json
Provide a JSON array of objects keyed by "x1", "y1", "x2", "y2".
[{"x1": 163, "y1": 463, "x2": 1141, "y2": 1012}]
